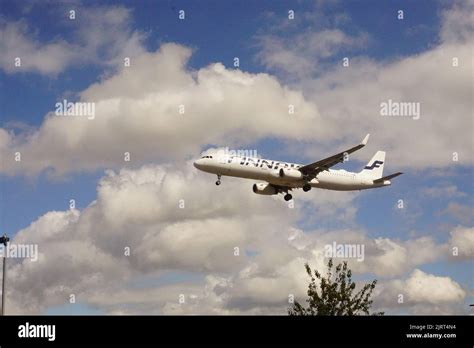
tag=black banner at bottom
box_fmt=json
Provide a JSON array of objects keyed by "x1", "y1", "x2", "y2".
[{"x1": 0, "y1": 315, "x2": 471, "y2": 346}]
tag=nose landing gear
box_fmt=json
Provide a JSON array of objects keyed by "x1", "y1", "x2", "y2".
[{"x1": 216, "y1": 174, "x2": 222, "y2": 186}]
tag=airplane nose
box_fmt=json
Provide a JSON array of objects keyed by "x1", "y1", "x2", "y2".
[{"x1": 193, "y1": 159, "x2": 203, "y2": 169}]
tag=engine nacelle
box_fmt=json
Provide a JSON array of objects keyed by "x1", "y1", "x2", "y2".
[
  {"x1": 252, "y1": 182, "x2": 277, "y2": 195},
  {"x1": 279, "y1": 168, "x2": 303, "y2": 180}
]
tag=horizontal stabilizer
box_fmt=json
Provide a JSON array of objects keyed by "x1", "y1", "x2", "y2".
[{"x1": 373, "y1": 172, "x2": 403, "y2": 183}]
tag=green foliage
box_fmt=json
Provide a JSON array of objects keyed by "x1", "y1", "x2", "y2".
[{"x1": 289, "y1": 259, "x2": 383, "y2": 316}]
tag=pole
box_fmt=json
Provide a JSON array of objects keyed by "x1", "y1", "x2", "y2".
[
  {"x1": 1, "y1": 255, "x2": 5, "y2": 315},
  {"x1": 0, "y1": 234, "x2": 9, "y2": 316}
]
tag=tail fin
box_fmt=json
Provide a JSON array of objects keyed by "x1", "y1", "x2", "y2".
[{"x1": 360, "y1": 151, "x2": 385, "y2": 178}]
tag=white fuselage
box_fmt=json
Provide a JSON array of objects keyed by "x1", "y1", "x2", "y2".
[{"x1": 194, "y1": 155, "x2": 391, "y2": 191}]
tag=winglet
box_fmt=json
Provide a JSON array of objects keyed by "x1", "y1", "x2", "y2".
[{"x1": 361, "y1": 134, "x2": 370, "y2": 146}]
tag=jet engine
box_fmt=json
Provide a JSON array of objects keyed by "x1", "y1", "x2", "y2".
[
  {"x1": 279, "y1": 168, "x2": 303, "y2": 180},
  {"x1": 252, "y1": 182, "x2": 277, "y2": 195}
]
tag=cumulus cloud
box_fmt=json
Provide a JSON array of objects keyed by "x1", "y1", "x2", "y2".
[
  {"x1": 256, "y1": 0, "x2": 474, "y2": 169},
  {"x1": 255, "y1": 1, "x2": 367, "y2": 79},
  {"x1": 0, "y1": 20, "x2": 77, "y2": 75},
  {"x1": 284, "y1": 229, "x2": 448, "y2": 278},
  {"x1": 440, "y1": 0, "x2": 474, "y2": 43},
  {"x1": 357, "y1": 237, "x2": 446, "y2": 277},
  {"x1": 2, "y1": 2, "x2": 472, "y2": 177},
  {"x1": 306, "y1": 41, "x2": 473, "y2": 168},
  {"x1": 0, "y1": 42, "x2": 323, "y2": 176},
  {"x1": 0, "y1": 6, "x2": 145, "y2": 75},
  {"x1": 376, "y1": 269, "x2": 467, "y2": 314},
  {"x1": 6, "y1": 160, "x2": 343, "y2": 314},
  {"x1": 5, "y1": 161, "x2": 464, "y2": 314}
]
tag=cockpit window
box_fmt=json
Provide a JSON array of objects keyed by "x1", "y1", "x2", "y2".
[{"x1": 201, "y1": 155, "x2": 213, "y2": 159}]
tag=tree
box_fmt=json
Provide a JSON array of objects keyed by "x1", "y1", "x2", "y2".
[{"x1": 289, "y1": 259, "x2": 383, "y2": 316}]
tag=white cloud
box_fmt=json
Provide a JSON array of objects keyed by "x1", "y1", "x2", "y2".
[
  {"x1": 256, "y1": 0, "x2": 474, "y2": 169},
  {"x1": 2, "y1": 2, "x2": 472, "y2": 176},
  {"x1": 0, "y1": 43, "x2": 323, "y2": 176},
  {"x1": 376, "y1": 269, "x2": 466, "y2": 314},
  {"x1": 0, "y1": 6, "x2": 145, "y2": 75},
  {"x1": 5, "y1": 161, "x2": 468, "y2": 314},
  {"x1": 256, "y1": 29, "x2": 369, "y2": 78},
  {"x1": 0, "y1": 20, "x2": 77, "y2": 74},
  {"x1": 440, "y1": 0, "x2": 474, "y2": 43},
  {"x1": 448, "y1": 226, "x2": 474, "y2": 259},
  {"x1": 293, "y1": 230, "x2": 447, "y2": 278},
  {"x1": 3, "y1": 161, "x2": 317, "y2": 313},
  {"x1": 358, "y1": 237, "x2": 446, "y2": 277},
  {"x1": 306, "y1": 42, "x2": 473, "y2": 168}
]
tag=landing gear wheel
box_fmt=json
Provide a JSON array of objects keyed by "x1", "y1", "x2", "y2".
[
  {"x1": 284, "y1": 193, "x2": 292, "y2": 201},
  {"x1": 215, "y1": 174, "x2": 222, "y2": 186},
  {"x1": 303, "y1": 183, "x2": 311, "y2": 192}
]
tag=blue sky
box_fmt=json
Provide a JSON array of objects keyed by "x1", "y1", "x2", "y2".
[{"x1": 0, "y1": 0, "x2": 472, "y2": 315}]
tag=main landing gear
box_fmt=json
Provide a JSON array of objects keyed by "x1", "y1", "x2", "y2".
[
  {"x1": 303, "y1": 183, "x2": 312, "y2": 192},
  {"x1": 284, "y1": 193, "x2": 293, "y2": 201},
  {"x1": 215, "y1": 174, "x2": 222, "y2": 186}
]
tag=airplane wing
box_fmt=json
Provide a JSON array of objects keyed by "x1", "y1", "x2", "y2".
[{"x1": 298, "y1": 134, "x2": 370, "y2": 177}]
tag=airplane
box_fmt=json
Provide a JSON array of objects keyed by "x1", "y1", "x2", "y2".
[{"x1": 193, "y1": 134, "x2": 402, "y2": 201}]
